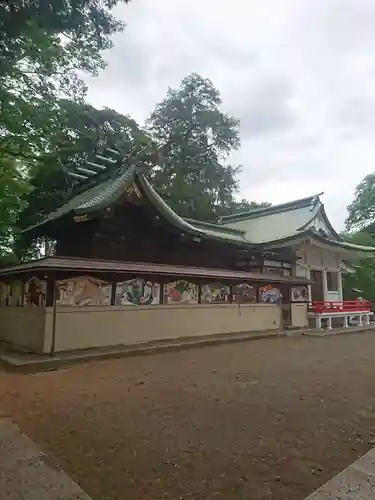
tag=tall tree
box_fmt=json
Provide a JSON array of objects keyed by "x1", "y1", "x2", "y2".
[
  {"x1": 346, "y1": 173, "x2": 375, "y2": 231},
  {"x1": 1, "y1": 0, "x2": 130, "y2": 160},
  {"x1": 0, "y1": 0, "x2": 131, "y2": 258},
  {"x1": 0, "y1": 156, "x2": 30, "y2": 255},
  {"x1": 147, "y1": 73, "x2": 241, "y2": 221},
  {"x1": 344, "y1": 174, "x2": 375, "y2": 300}
]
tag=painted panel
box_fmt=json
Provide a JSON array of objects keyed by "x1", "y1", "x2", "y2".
[
  {"x1": 235, "y1": 284, "x2": 257, "y2": 303},
  {"x1": 290, "y1": 286, "x2": 308, "y2": 302},
  {"x1": 115, "y1": 279, "x2": 160, "y2": 306},
  {"x1": 57, "y1": 276, "x2": 111, "y2": 306},
  {"x1": 201, "y1": 283, "x2": 230, "y2": 303},
  {"x1": 165, "y1": 281, "x2": 198, "y2": 304},
  {"x1": 24, "y1": 277, "x2": 46, "y2": 307},
  {"x1": 0, "y1": 282, "x2": 10, "y2": 306},
  {"x1": 10, "y1": 280, "x2": 23, "y2": 306},
  {"x1": 259, "y1": 285, "x2": 282, "y2": 304}
]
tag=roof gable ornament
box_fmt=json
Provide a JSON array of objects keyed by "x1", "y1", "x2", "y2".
[{"x1": 66, "y1": 147, "x2": 121, "y2": 182}]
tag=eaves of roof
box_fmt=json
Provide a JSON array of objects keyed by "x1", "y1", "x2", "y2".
[
  {"x1": 260, "y1": 229, "x2": 375, "y2": 253},
  {"x1": 0, "y1": 256, "x2": 312, "y2": 284}
]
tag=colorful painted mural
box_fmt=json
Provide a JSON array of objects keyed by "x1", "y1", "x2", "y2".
[
  {"x1": 259, "y1": 285, "x2": 282, "y2": 304},
  {"x1": 201, "y1": 283, "x2": 230, "y2": 303},
  {"x1": 291, "y1": 286, "x2": 308, "y2": 302},
  {"x1": 115, "y1": 279, "x2": 160, "y2": 306},
  {"x1": 165, "y1": 281, "x2": 198, "y2": 304},
  {"x1": 24, "y1": 277, "x2": 46, "y2": 306},
  {"x1": 10, "y1": 281, "x2": 23, "y2": 306},
  {"x1": 0, "y1": 282, "x2": 9, "y2": 306},
  {"x1": 235, "y1": 284, "x2": 257, "y2": 303},
  {"x1": 57, "y1": 276, "x2": 111, "y2": 306}
]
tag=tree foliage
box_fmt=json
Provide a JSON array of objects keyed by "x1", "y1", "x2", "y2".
[
  {"x1": 343, "y1": 231, "x2": 375, "y2": 301},
  {"x1": 346, "y1": 173, "x2": 375, "y2": 231},
  {"x1": 147, "y1": 73, "x2": 242, "y2": 221},
  {"x1": 344, "y1": 173, "x2": 375, "y2": 301},
  {"x1": 220, "y1": 198, "x2": 271, "y2": 217},
  {"x1": 0, "y1": 156, "x2": 30, "y2": 254},
  {"x1": 0, "y1": 0, "x2": 131, "y2": 260},
  {"x1": 1, "y1": 0, "x2": 130, "y2": 160}
]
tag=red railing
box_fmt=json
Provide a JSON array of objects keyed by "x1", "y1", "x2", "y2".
[{"x1": 309, "y1": 300, "x2": 372, "y2": 314}]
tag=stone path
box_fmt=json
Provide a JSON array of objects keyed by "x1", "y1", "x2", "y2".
[
  {"x1": 0, "y1": 417, "x2": 92, "y2": 500},
  {"x1": 305, "y1": 447, "x2": 375, "y2": 499},
  {"x1": 2, "y1": 411, "x2": 375, "y2": 500}
]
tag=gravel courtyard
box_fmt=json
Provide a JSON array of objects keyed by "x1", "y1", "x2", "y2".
[{"x1": 1, "y1": 333, "x2": 375, "y2": 500}]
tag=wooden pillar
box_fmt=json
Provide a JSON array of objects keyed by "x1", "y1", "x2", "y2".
[
  {"x1": 322, "y1": 269, "x2": 328, "y2": 302},
  {"x1": 338, "y1": 270, "x2": 343, "y2": 302},
  {"x1": 110, "y1": 281, "x2": 116, "y2": 306},
  {"x1": 46, "y1": 276, "x2": 55, "y2": 307},
  {"x1": 254, "y1": 283, "x2": 260, "y2": 303},
  {"x1": 159, "y1": 281, "x2": 165, "y2": 305}
]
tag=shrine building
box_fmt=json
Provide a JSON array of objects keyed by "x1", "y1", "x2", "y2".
[{"x1": 0, "y1": 151, "x2": 374, "y2": 354}]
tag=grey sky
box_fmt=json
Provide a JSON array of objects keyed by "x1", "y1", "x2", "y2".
[{"x1": 85, "y1": 0, "x2": 375, "y2": 230}]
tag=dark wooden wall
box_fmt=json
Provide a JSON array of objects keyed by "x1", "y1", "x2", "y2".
[
  {"x1": 54, "y1": 203, "x2": 242, "y2": 269},
  {"x1": 53, "y1": 202, "x2": 291, "y2": 272}
]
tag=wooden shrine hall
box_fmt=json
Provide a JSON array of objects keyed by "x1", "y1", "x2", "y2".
[{"x1": 0, "y1": 149, "x2": 374, "y2": 354}]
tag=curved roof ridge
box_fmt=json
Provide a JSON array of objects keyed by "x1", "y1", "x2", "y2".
[
  {"x1": 183, "y1": 218, "x2": 246, "y2": 235},
  {"x1": 137, "y1": 175, "x2": 251, "y2": 245},
  {"x1": 219, "y1": 193, "x2": 324, "y2": 224}
]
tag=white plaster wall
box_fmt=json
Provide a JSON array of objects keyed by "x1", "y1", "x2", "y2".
[
  {"x1": 297, "y1": 244, "x2": 340, "y2": 270},
  {"x1": 295, "y1": 263, "x2": 308, "y2": 278},
  {"x1": 296, "y1": 244, "x2": 343, "y2": 301},
  {"x1": 327, "y1": 291, "x2": 341, "y2": 301}
]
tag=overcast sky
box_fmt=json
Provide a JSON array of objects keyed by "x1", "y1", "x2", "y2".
[{"x1": 85, "y1": 0, "x2": 375, "y2": 230}]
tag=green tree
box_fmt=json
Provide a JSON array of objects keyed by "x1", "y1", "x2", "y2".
[
  {"x1": 147, "y1": 73, "x2": 242, "y2": 221},
  {"x1": 1, "y1": 0, "x2": 130, "y2": 160},
  {"x1": 346, "y1": 173, "x2": 375, "y2": 231},
  {"x1": 222, "y1": 198, "x2": 271, "y2": 217},
  {"x1": 0, "y1": 0, "x2": 131, "y2": 258},
  {"x1": 0, "y1": 156, "x2": 30, "y2": 255},
  {"x1": 343, "y1": 231, "x2": 375, "y2": 301}
]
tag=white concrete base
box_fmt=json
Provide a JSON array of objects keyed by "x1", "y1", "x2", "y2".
[{"x1": 305, "y1": 447, "x2": 375, "y2": 499}]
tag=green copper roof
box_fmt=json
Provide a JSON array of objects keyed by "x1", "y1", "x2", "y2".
[
  {"x1": 25, "y1": 166, "x2": 251, "y2": 246},
  {"x1": 24, "y1": 170, "x2": 375, "y2": 257},
  {"x1": 219, "y1": 194, "x2": 322, "y2": 223},
  {"x1": 137, "y1": 175, "x2": 250, "y2": 245},
  {"x1": 220, "y1": 196, "x2": 320, "y2": 244},
  {"x1": 25, "y1": 166, "x2": 138, "y2": 232}
]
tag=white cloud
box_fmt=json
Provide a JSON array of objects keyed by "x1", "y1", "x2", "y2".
[{"x1": 84, "y1": 0, "x2": 375, "y2": 230}]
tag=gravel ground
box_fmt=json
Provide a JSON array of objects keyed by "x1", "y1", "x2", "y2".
[{"x1": 1, "y1": 333, "x2": 375, "y2": 500}]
